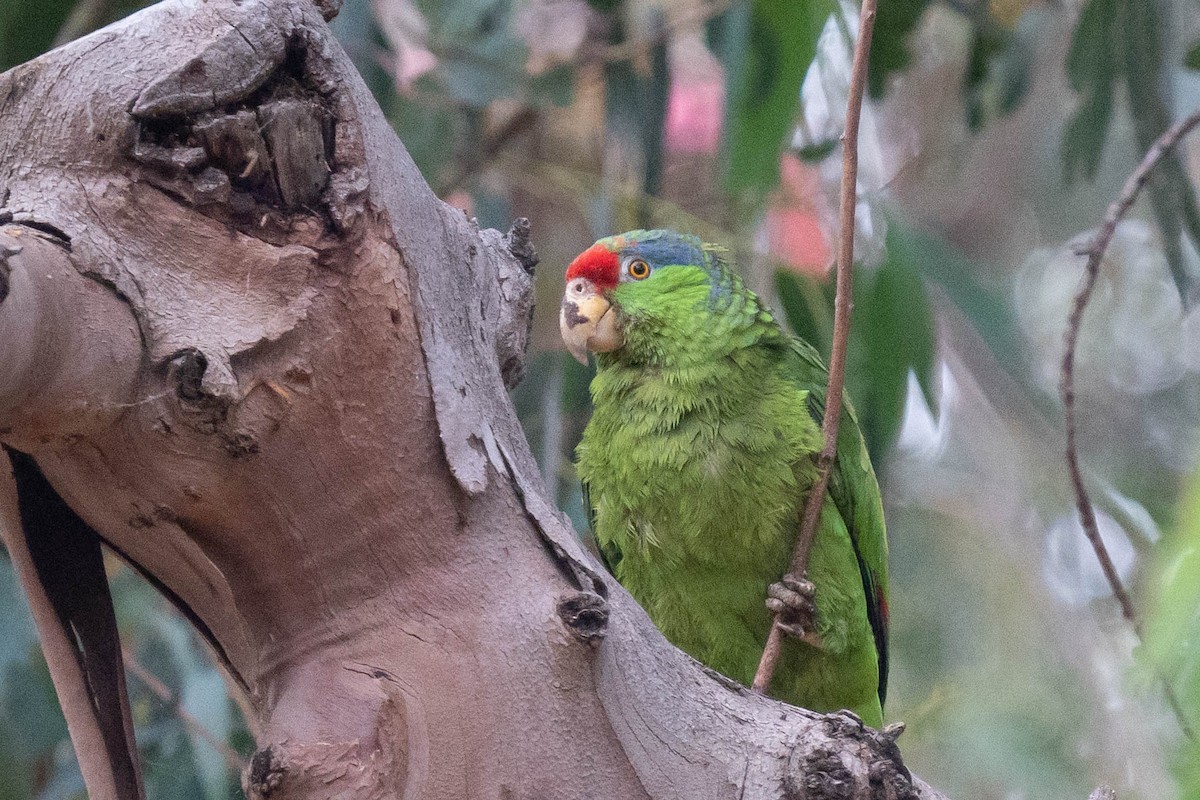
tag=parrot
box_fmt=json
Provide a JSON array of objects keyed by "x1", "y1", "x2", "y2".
[{"x1": 559, "y1": 229, "x2": 889, "y2": 727}]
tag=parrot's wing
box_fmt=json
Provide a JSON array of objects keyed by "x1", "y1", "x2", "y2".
[
  {"x1": 788, "y1": 338, "x2": 890, "y2": 707},
  {"x1": 582, "y1": 478, "x2": 623, "y2": 574}
]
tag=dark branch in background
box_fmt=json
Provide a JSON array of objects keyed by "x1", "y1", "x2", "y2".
[
  {"x1": 753, "y1": 0, "x2": 878, "y2": 694},
  {"x1": 435, "y1": 106, "x2": 538, "y2": 197},
  {"x1": 53, "y1": 0, "x2": 116, "y2": 47},
  {"x1": 1060, "y1": 105, "x2": 1200, "y2": 741},
  {"x1": 121, "y1": 648, "x2": 245, "y2": 773}
]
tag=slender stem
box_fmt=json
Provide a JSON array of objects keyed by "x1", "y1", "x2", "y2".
[
  {"x1": 435, "y1": 107, "x2": 538, "y2": 197},
  {"x1": 1060, "y1": 106, "x2": 1200, "y2": 740},
  {"x1": 753, "y1": 0, "x2": 877, "y2": 695},
  {"x1": 122, "y1": 648, "x2": 246, "y2": 773}
]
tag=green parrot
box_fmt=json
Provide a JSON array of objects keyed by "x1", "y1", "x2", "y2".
[{"x1": 560, "y1": 229, "x2": 889, "y2": 727}]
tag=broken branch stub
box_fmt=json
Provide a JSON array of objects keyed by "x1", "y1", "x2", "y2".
[{"x1": 0, "y1": 1, "x2": 940, "y2": 798}]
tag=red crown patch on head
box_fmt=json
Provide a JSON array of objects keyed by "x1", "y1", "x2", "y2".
[{"x1": 565, "y1": 244, "x2": 620, "y2": 291}]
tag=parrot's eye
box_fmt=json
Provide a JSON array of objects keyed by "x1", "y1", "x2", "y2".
[{"x1": 627, "y1": 259, "x2": 651, "y2": 280}]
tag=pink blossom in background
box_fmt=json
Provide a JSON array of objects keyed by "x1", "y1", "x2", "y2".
[
  {"x1": 766, "y1": 208, "x2": 829, "y2": 275},
  {"x1": 664, "y1": 76, "x2": 724, "y2": 154},
  {"x1": 766, "y1": 154, "x2": 830, "y2": 274},
  {"x1": 442, "y1": 190, "x2": 474, "y2": 215},
  {"x1": 372, "y1": 0, "x2": 438, "y2": 89},
  {"x1": 393, "y1": 46, "x2": 437, "y2": 88}
]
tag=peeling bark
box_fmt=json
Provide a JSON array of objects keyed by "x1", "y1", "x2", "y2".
[{"x1": 0, "y1": 1, "x2": 948, "y2": 798}]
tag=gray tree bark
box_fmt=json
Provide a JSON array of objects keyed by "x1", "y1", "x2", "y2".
[{"x1": 0, "y1": 1, "x2": 945, "y2": 798}]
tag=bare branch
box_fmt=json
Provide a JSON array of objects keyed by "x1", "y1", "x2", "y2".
[
  {"x1": 121, "y1": 648, "x2": 245, "y2": 774},
  {"x1": 753, "y1": 0, "x2": 878, "y2": 695},
  {"x1": 1060, "y1": 106, "x2": 1200, "y2": 740},
  {"x1": 435, "y1": 107, "x2": 539, "y2": 197}
]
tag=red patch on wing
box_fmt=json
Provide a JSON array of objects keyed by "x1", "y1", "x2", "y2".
[
  {"x1": 876, "y1": 585, "x2": 889, "y2": 624},
  {"x1": 565, "y1": 244, "x2": 620, "y2": 291}
]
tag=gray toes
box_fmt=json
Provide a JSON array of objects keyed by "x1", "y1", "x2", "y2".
[
  {"x1": 767, "y1": 581, "x2": 815, "y2": 615},
  {"x1": 781, "y1": 574, "x2": 815, "y2": 597}
]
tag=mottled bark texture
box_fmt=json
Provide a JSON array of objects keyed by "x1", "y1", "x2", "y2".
[{"x1": 0, "y1": 2, "x2": 945, "y2": 798}]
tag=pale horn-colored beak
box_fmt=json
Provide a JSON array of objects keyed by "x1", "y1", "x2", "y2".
[{"x1": 560, "y1": 278, "x2": 624, "y2": 365}]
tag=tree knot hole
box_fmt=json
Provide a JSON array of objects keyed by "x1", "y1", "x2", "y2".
[
  {"x1": 783, "y1": 713, "x2": 916, "y2": 800},
  {"x1": 166, "y1": 348, "x2": 208, "y2": 401},
  {"x1": 556, "y1": 590, "x2": 608, "y2": 645},
  {"x1": 244, "y1": 745, "x2": 284, "y2": 799},
  {"x1": 785, "y1": 745, "x2": 856, "y2": 800}
]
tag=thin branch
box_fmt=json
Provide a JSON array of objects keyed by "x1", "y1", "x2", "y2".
[
  {"x1": 753, "y1": 0, "x2": 877, "y2": 694},
  {"x1": 122, "y1": 648, "x2": 245, "y2": 773},
  {"x1": 435, "y1": 107, "x2": 538, "y2": 197},
  {"x1": 1060, "y1": 106, "x2": 1200, "y2": 740}
]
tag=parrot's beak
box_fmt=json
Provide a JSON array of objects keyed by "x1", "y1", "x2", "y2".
[{"x1": 560, "y1": 278, "x2": 624, "y2": 365}]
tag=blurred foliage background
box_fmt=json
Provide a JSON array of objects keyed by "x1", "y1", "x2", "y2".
[{"x1": 2, "y1": 0, "x2": 1200, "y2": 798}]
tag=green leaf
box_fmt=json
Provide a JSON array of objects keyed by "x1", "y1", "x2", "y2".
[
  {"x1": 963, "y1": 14, "x2": 1036, "y2": 131},
  {"x1": 721, "y1": 0, "x2": 836, "y2": 194},
  {"x1": 858, "y1": 238, "x2": 938, "y2": 429},
  {"x1": 774, "y1": 269, "x2": 833, "y2": 358},
  {"x1": 0, "y1": 722, "x2": 32, "y2": 800},
  {"x1": 2, "y1": 654, "x2": 69, "y2": 769},
  {"x1": 386, "y1": 90, "x2": 458, "y2": 188},
  {"x1": 1122, "y1": 0, "x2": 1198, "y2": 297},
  {"x1": 795, "y1": 138, "x2": 838, "y2": 162},
  {"x1": 774, "y1": 241, "x2": 938, "y2": 464},
  {"x1": 1062, "y1": 0, "x2": 1200, "y2": 305},
  {"x1": 0, "y1": 556, "x2": 36, "y2": 675},
  {"x1": 1185, "y1": 39, "x2": 1200, "y2": 70},
  {"x1": 867, "y1": 0, "x2": 931, "y2": 99},
  {"x1": 330, "y1": 0, "x2": 397, "y2": 105},
  {"x1": 888, "y1": 218, "x2": 1025, "y2": 378},
  {"x1": 1146, "y1": 461, "x2": 1200, "y2": 792},
  {"x1": 0, "y1": 0, "x2": 153, "y2": 70},
  {"x1": 845, "y1": 243, "x2": 937, "y2": 462},
  {"x1": 1062, "y1": 0, "x2": 1121, "y2": 184}
]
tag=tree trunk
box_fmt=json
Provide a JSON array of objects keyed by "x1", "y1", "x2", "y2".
[{"x1": 0, "y1": 1, "x2": 945, "y2": 798}]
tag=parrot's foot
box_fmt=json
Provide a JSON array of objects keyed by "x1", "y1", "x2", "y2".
[{"x1": 766, "y1": 574, "x2": 823, "y2": 648}]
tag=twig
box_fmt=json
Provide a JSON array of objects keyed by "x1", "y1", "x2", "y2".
[
  {"x1": 435, "y1": 107, "x2": 538, "y2": 197},
  {"x1": 52, "y1": 0, "x2": 116, "y2": 47},
  {"x1": 122, "y1": 648, "x2": 245, "y2": 773},
  {"x1": 752, "y1": 0, "x2": 877, "y2": 694},
  {"x1": 1060, "y1": 106, "x2": 1200, "y2": 740}
]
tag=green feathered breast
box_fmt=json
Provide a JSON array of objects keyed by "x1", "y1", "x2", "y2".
[{"x1": 573, "y1": 230, "x2": 889, "y2": 726}]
